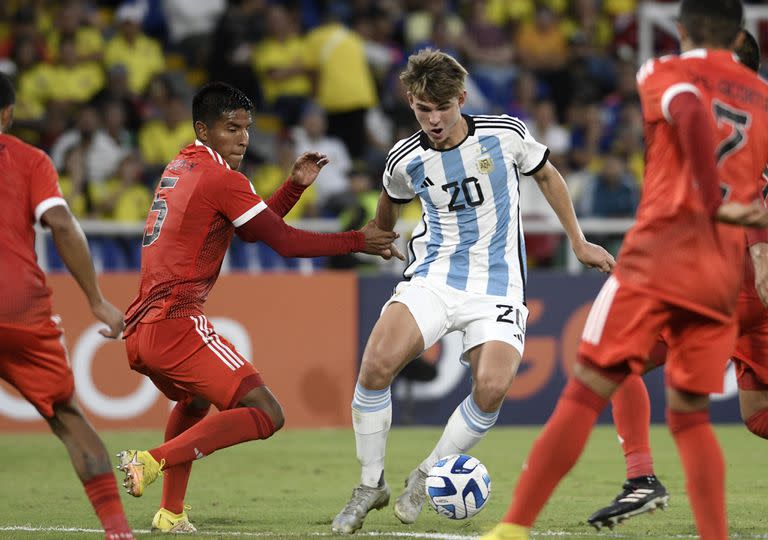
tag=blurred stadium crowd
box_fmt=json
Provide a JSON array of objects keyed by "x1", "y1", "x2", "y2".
[{"x1": 1, "y1": 0, "x2": 766, "y2": 270}]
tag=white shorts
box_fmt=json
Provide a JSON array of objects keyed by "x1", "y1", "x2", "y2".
[{"x1": 382, "y1": 277, "x2": 528, "y2": 361}]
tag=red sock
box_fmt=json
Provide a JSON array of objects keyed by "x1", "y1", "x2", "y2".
[
  {"x1": 149, "y1": 407, "x2": 275, "y2": 468},
  {"x1": 612, "y1": 374, "x2": 654, "y2": 478},
  {"x1": 667, "y1": 409, "x2": 727, "y2": 540},
  {"x1": 745, "y1": 408, "x2": 768, "y2": 439},
  {"x1": 160, "y1": 402, "x2": 210, "y2": 514},
  {"x1": 503, "y1": 379, "x2": 608, "y2": 527},
  {"x1": 83, "y1": 473, "x2": 134, "y2": 539}
]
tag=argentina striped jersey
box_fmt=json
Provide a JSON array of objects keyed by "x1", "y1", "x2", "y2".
[{"x1": 383, "y1": 114, "x2": 549, "y2": 300}]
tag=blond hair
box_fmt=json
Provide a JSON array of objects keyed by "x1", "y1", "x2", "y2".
[{"x1": 399, "y1": 48, "x2": 468, "y2": 103}]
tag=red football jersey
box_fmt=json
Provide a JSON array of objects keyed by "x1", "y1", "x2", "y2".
[
  {"x1": 617, "y1": 49, "x2": 768, "y2": 322},
  {"x1": 125, "y1": 141, "x2": 266, "y2": 331},
  {"x1": 0, "y1": 133, "x2": 66, "y2": 328}
]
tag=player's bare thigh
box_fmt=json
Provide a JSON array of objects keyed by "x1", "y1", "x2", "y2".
[
  {"x1": 467, "y1": 341, "x2": 521, "y2": 412},
  {"x1": 738, "y1": 389, "x2": 768, "y2": 421},
  {"x1": 358, "y1": 302, "x2": 425, "y2": 390}
]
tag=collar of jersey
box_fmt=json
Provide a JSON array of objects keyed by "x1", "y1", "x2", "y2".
[
  {"x1": 194, "y1": 139, "x2": 231, "y2": 170},
  {"x1": 419, "y1": 114, "x2": 475, "y2": 152}
]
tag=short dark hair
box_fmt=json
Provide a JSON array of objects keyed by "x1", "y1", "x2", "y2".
[
  {"x1": 0, "y1": 72, "x2": 15, "y2": 109},
  {"x1": 736, "y1": 29, "x2": 760, "y2": 73},
  {"x1": 679, "y1": 0, "x2": 743, "y2": 48},
  {"x1": 192, "y1": 82, "x2": 253, "y2": 127}
]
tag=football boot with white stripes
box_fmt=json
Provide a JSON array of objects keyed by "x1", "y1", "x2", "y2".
[{"x1": 587, "y1": 475, "x2": 669, "y2": 530}]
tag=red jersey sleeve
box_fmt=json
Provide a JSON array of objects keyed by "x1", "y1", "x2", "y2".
[
  {"x1": 637, "y1": 56, "x2": 701, "y2": 124},
  {"x1": 202, "y1": 168, "x2": 267, "y2": 227},
  {"x1": 28, "y1": 150, "x2": 65, "y2": 223}
]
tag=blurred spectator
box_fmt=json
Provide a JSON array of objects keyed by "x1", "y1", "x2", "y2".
[
  {"x1": 567, "y1": 99, "x2": 603, "y2": 172},
  {"x1": 506, "y1": 70, "x2": 540, "y2": 122},
  {"x1": 516, "y1": 4, "x2": 570, "y2": 119},
  {"x1": 97, "y1": 153, "x2": 153, "y2": 222},
  {"x1": 47, "y1": 0, "x2": 104, "y2": 64},
  {"x1": 305, "y1": 11, "x2": 378, "y2": 159},
  {"x1": 102, "y1": 99, "x2": 134, "y2": 151},
  {"x1": 162, "y1": 0, "x2": 225, "y2": 70},
  {"x1": 579, "y1": 152, "x2": 638, "y2": 217},
  {"x1": 610, "y1": 101, "x2": 645, "y2": 183},
  {"x1": 207, "y1": 0, "x2": 266, "y2": 104},
  {"x1": 351, "y1": 6, "x2": 402, "y2": 84},
  {"x1": 139, "y1": 73, "x2": 174, "y2": 122},
  {"x1": 0, "y1": 6, "x2": 49, "y2": 63},
  {"x1": 138, "y1": 95, "x2": 195, "y2": 170},
  {"x1": 461, "y1": 0, "x2": 516, "y2": 108},
  {"x1": 291, "y1": 102, "x2": 352, "y2": 212},
  {"x1": 527, "y1": 99, "x2": 570, "y2": 170},
  {"x1": 566, "y1": 30, "x2": 615, "y2": 104},
  {"x1": 9, "y1": 36, "x2": 47, "y2": 124},
  {"x1": 45, "y1": 35, "x2": 104, "y2": 106},
  {"x1": 601, "y1": 60, "x2": 639, "y2": 142},
  {"x1": 58, "y1": 144, "x2": 88, "y2": 217},
  {"x1": 328, "y1": 164, "x2": 380, "y2": 269},
  {"x1": 51, "y1": 103, "x2": 125, "y2": 185},
  {"x1": 91, "y1": 64, "x2": 142, "y2": 133},
  {"x1": 104, "y1": 3, "x2": 165, "y2": 95},
  {"x1": 252, "y1": 4, "x2": 312, "y2": 128},
  {"x1": 251, "y1": 134, "x2": 317, "y2": 221},
  {"x1": 403, "y1": 0, "x2": 463, "y2": 49}
]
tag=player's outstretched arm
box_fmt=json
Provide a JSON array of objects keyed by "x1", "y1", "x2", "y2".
[
  {"x1": 373, "y1": 190, "x2": 406, "y2": 261},
  {"x1": 236, "y1": 205, "x2": 401, "y2": 259},
  {"x1": 531, "y1": 161, "x2": 615, "y2": 272},
  {"x1": 41, "y1": 205, "x2": 125, "y2": 338},
  {"x1": 266, "y1": 152, "x2": 330, "y2": 217}
]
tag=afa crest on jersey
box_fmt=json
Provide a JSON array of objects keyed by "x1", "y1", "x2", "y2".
[{"x1": 476, "y1": 154, "x2": 494, "y2": 175}]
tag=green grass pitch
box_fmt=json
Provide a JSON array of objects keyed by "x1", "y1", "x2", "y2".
[{"x1": 0, "y1": 425, "x2": 766, "y2": 539}]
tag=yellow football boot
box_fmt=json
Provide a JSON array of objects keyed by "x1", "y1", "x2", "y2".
[
  {"x1": 478, "y1": 523, "x2": 531, "y2": 540},
  {"x1": 116, "y1": 450, "x2": 164, "y2": 497},
  {"x1": 152, "y1": 506, "x2": 197, "y2": 533}
]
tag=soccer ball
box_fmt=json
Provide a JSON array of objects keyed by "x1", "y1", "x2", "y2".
[{"x1": 425, "y1": 454, "x2": 491, "y2": 520}]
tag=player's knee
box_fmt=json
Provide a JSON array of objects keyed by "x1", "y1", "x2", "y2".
[
  {"x1": 359, "y1": 350, "x2": 398, "y2": 388},
  {"x1": 268, "y1": 402, "x2": 285, "y2": 433}
]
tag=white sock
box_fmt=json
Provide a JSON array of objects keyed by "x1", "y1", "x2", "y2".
[
  {"x1": 352, "y1": 382, "x2": 392, "y2": 487},
  {"x1": 419, "y1": 394, "x2": 500, "y2": 473}
]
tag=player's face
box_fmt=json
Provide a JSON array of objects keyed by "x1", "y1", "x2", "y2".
[
  {"x1": 409, "y1": 91, "x2": 467, "y2": 149},
  {"x1": 205, "y1": 109, "x2": 252, "y2": 169}
]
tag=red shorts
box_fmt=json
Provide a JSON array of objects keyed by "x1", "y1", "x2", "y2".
[
  {"x1": 125, "y1": 315, "x2": 264, "y2": 411},
  {"x1": 579, "y1": 276, "x2": 736, "y2": 395},
  {"x1": 732, "y1": 295, "x2": 768, "y2": 391},
  {"x1": 0, "y1": 318, "x2": 75, "y2": 418}
]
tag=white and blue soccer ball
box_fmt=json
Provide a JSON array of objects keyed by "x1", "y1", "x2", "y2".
[{"x1": 425, "y1": 454, "x2": 491, "y2": 520}]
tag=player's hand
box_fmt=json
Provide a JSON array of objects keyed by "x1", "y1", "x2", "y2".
[
  {"x1": 380, "y1": 242, "x2": 406, "y2": 261},
  {"x1": 290, "y1": 152, "x2": 329, "y2": 187},
  {"x1": 715, "y1": 201, "x2": 768, "y2": 227},
  {"x1": 573, "y1": 240, "x2": 616, "y2": 273},
  {"x1": 91, "y1": 299, "x2": 125, "y2": 339},
  {"x1": 358, "y1": 220, "x2": 401, "y2": 259}
]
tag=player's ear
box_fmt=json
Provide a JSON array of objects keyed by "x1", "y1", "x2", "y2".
[
  {"x1": 457, "y1": 90, "x2": 467, "y2": 108},
  {"x1": 194, "y1": 120, "x2": 208, "y2": 143},
  {"x1": 0, "y1": 104, "x2": 13, "y2": 132},
  {"x1": 731, "y1": 29, "x2": 746, "y2": 52}
]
